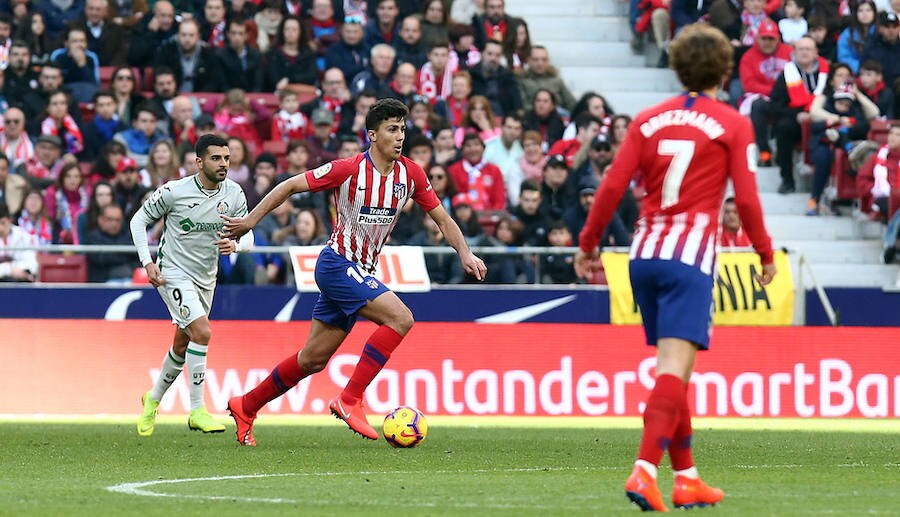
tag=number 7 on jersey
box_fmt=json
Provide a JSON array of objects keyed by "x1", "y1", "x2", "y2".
[{"x1": 658, "y1": 139, "x2": 696, "y2": 209}]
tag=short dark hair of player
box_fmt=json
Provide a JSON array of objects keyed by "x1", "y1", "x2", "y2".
[
  {"x1": 365, "y1": 98, "x2": 409, "y2": 131},
  {"x1": 196, "y1": 134, "x2": 230, "y2": 158},
  {"x1": 667, "y1": 23, "x2": 733, "y2": 92}
]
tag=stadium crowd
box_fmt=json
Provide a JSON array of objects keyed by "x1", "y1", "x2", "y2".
[{"x1": 0, "y1": 0, "x2": 898, "y2": 285}]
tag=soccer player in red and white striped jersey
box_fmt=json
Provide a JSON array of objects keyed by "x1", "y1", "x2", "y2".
[
  {"x1": 575, "y1": 24, "x2": 777, "y2": 512},
  {"x1": 221, "y1": 98, "x2": 486, "y2": 445}
]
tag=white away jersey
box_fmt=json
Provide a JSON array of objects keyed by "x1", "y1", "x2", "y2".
[{"x1": 141, "y1": 175, "x2": 248, "y2": 289}]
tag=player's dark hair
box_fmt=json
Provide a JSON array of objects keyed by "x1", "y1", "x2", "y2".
[
  {"x1": 196, "y1": 134, "x2": 230, "y2": 158},
  {"x1": 668, "y1": 23, "x2": 733, "y2": 92},
  {"x1": 365, "y1": 98, "x2": 409, "y2": 131}
]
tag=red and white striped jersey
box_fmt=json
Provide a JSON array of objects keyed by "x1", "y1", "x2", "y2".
[
  {"x1": 306, "y1": 152, "x2": 441, "y2": 272},
  {"x1": 579, "y1": 93, "x2": 774, "y2": 275}
]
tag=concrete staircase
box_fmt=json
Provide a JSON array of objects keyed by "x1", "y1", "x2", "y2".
[{"x1": 508, "y1": 0, "x2": 899, "y2": 288}]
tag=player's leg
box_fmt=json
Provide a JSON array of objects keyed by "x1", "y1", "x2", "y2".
[
  {"x1": 137, "y1": 327, "x2": 189, "y2": 437},
  {"x1": 181, "y1": 314, "x2": 224, "y2": 433}
]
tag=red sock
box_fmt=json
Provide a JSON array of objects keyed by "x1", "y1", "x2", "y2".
[
  {"x1": 243, "y1": 354, "x2": 307, "y2": 416},
  {"x1": 637, "y1": 374, "x2": 686, "y2": 466},
  {"x1": 668, "y1": 391, "x2": 694, "y2": 471},
  {"x1": 340, "y1": 325, "x2": 404, "y2": 405}
]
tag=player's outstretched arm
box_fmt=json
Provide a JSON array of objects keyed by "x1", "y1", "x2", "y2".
[
  {"x1": 427, "y1": 204, "x2": 487, "y2": 281},
  {"x1": 129, "y1": 207, "x2": 166, "y2": 287},
  {"x1": 222, "y1": 173, "x2": 312, "y2": 238}
]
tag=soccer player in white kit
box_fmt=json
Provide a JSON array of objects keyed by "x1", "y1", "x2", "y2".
[
  {"x1": 221, "y1": 99, "x2": 487, "y2": 446},
  {"x1": 130, "y1": 134, "x2": 254, "y2": 436}
]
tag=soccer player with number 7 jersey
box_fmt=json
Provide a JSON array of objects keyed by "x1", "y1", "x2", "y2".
[
  {"x1": 221, "y1": 98, "x2": 487, "y2": 446},
  {"x1": 575, "y1": 24, "x2": 777, "y2": 512}
]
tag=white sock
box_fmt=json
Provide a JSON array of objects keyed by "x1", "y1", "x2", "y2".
[
  {"x1": 674, "y1": 466, "x2": 699, "y2": 479},
  {"x1": 185, "y1": 342, "x2": 208, "y2": 411},
  {"x1": 150, "y1": 347, "x2": 184, "y2": 401},
  {"x1": 635, "y1": 459, "x2": 659, "y2": 479}
]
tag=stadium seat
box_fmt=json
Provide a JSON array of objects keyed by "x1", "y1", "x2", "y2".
[
  {"x1": 262, "y1": 139, "x2": 288, "y2": 156},
  {"x1": 197, "y1": 93, "x2": 225, "y2": 114},
  {"x1": 831, "y1": 148, "x2": 856, "y2": 201},
  {"x1": 868, "y1": 119, "x2": 896, "y2": 146},
  {"x1": 142, "y1": 67, "x2": 155, "y2": 91},
  {"x1": 38, "y1": 253, "x2": 88, "y2": 283},
  {"x1": 287, "y1": 83, "x2": 318, "y2": 104},
  {"x1": 99, "y1": 66, "x2": 115, "y2": 89},
  {"x1": 79, "y1": 102, "x2": 95, "y2": 124}
]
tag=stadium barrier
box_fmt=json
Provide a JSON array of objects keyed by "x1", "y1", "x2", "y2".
[{"x1": 0, "y1": 320, "x2": 896, "y2": 418}]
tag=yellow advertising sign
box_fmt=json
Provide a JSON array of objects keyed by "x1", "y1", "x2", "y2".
[{"x1": 601, "y1": 251, "x2": 793, "y2": 326}]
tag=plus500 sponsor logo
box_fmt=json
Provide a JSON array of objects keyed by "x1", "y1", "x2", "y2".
[{"x1": 357, "y1": 206, "x2": 397, "y2": 225}]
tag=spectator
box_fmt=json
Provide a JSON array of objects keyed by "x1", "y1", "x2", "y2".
[
  {"x1": 81, "y1": 89, "x2": 128, "y2": 162},
  {"x1": 448, "y1": 132, "x2": 507, "y2": 211},
  {"x1": 573, "y1": 134, "x2": 613, "y2": 184},
  {"x1": 0, "y1": 14, "x2": 12, "y2": 71},
  {"x1": 549, "y1": 113, "x2": 602, "y2": 170},
  {"x1": 501, "y1": 18, "x2": 530, "y2": 73},
  {"x1": 143, "y1": 140, "x2": 180, "y2": 187},
  {"x1": 807, "y1": 82, "x2": 879, "y2": 215},
  {"x1": 226, "y1": 136, "x2": 253, "y2": 184},
  {"x1": 108, "y1": 0, "x2": 150, "y2": 28},
  {"x1": 562, "y1": 92, "x2": 614, "y2": 141},
  {"x1": 302, "y1": 67, "x2": 353, "y2": 131},
  {"x1": 253, "y1": 0, "x2": 283, "y2": 54},
  {"x1": 45, "y1": 161, "x2": 89, "y2": 244},
  {"x1": 483, "y1": 113, "x2": 524, "y2": 205},
  {"x1": 109, "y1": 65, "x2": 145, "y2": 125},
  {"x1": 565, "y1": 174, "x2": 630, "y2": 248},
  {"x1": 38, "y1": 0, "x2": 85, "y2": 41},
  {"x1": 420, "y1": 0, "x2": 449, "y2": 50},
  {"x1": 3, "y1": 42, "x2": 37, "y2": 107},
  {"x1": 719, "y1": 196, "x2": 751, "y2": 246},
  {"x1": 344, "y1": 0, "x2": 368, "y2": 24},
  {"x1": 335, "y1": 134, "x2": 362, "y2": 158},
  {"x1": 479, "y1": 214, "x2": 530, "y2": 283},
  {"x1": 244, "y1": 152, "x2": 278, "y2": 210},
  {"x1": 522, "y1": 88, "x2": 566, "y2": 151},
  {"x1": 670, "y1": 0, "x2": 713, "y2": 33},
  {"x1": 393, "y1": 15, "x2": 428, "y2": 68},
  {"x1": 69, "y1": 0, "x2": 128, "y2": 66},
  {"x1": 16, "y1": 189, "x2": 54, "y2": 245},
  {"x1": 518, "y1": 45, "x2": 576, "y2": 113},
  {"x1": 42, "y1": 90, "x2": 86, "y2": 157},
  {"x1": 283, "y1": 206, "x2": 329, "y2": 245},
  {"x1": 16, "y1": 12, "x2": 58, "y2": 67},
  {"x1": 271, "y1": 88, "x2": 311, "y2": 142},
  {"x1": 154, "y1": 18, "x2": 224, "y2": 92},
  {"x1": 837, "y1": 0, "x2": 876, "y2": 75},
  {"x1": 127, "y1": 0, "x2": 178, "y2": 68},
  {"x1": 858, "y1": 60, "x2": 894, "y2": 118},
  {"x1": 468, "y1": 40, "x2": 519, "y2": 117},
  {"x1": 200, "y1": 0, "x2": 228, "y2": 49},
  {"x1": 408, "y1": 210, "x2": 464, "y2": 283},
  {"x1": 351, "y1": 42, "x2": 395, "y2": 96},
  {"x1": 306, "y1": 108, "x2": 338, "y2": 166},
  {"x1": 275, "y1": 140, "x2": 328, "y2": 224},
  {"x1": 49, "y1": 27, "x2": 101, "y2": 102},
  {"x1": 114, "y1": 104, "x2": 168, "y2": 168},
  {"x1": 472, "y1": 0, "x2": 522, "y2": 51},
  {"x1": 860, "y1": 12, "x2": 900, "y2": 91},
  {"x1": 807, "y1": 15, "x2": 836, "y2": 63},
  {"x1": 448, "y1": 21, "x2": 481, "y2": 69},
  {"x1": 453, "y1": 94, "x2": 500, "y2": 147},
  {"x1": 539, "y1": 154, "x2": 577, "y2": 221},
  {"x1": 83, "y1": 203, "x2": 137, "y2": 283},
  {"x1": 256, "y1": 197, "x2": 295, "y2": 244},
  {"x1": 217, "y1": 19, "x2": 264, "y2": 92},
  {"x1": 214, "y1": 88, "x2": 264, "y2": 150},
  {"x1": 304, "y1": 0, "x2": 342, "y2": 72},
  {"x1": 432, "y1": 123, "x2": 461, "y2": 166},
  {"x1": 766, "y1": 35, "x2": 828, "y2": 194},
  {"x1": 609, "y1": 114, "x2": 632, "y2": 156},
  {"x1": 178, "y1": 147, "x2": 198, "y2": 177},
  {"x1": 146, "y1": 67, "x2": 179, "y2": 126},
  {"x1": 24, "y1": 64, "x2": 86, "y2": 138},
  {"x1": 450, "y1": 0, "x2": 482, "y2": 25},
  {"x1": 741, "y1": 20, "x2": 792, "y2": 164},
  {"x1": 17, "y1": 134, "x2": 72, "y2": 190},
  {"x1": 857, "y1": 124, "x2": 900, "y2": 251},
  {"x1": 336, "y1": 87, "x2": 378, "y2": 144},
  {"x1": 417, "y1": 41, "x2": 455, "y2": 103},
  {"x1": 405, "y1": 132, "x2": 433, "y2": 168},
  {"x1": 0, "y1": 154, "x2": 26, "y2": 215},
  {"x1": 266, "y1": 16, "x2": 318, "y2": 91},
  {"x1": 365, "y1": 0, "x2": 400, "y2": 48},
  {"x1": 76, "y1": 179, "x2": 113, "y2": 240},
  {"x1": 512, "y1": 179, "x2": 551, "y2": 245},
  {"x1": 385, "y1": 61, "x2": 419, "y2": 106},
  {"x1": 0, "y1": 200, "x2": 37, "y2": 282},
  {"x1": 1, "y1": 107, "x2": 33, "y2": 167},
  {"x1": 540, "y1": 219, "x2": 577, "y2": 284},
  {"x1": 635, "y1": 0, "x2": 671, "y2": 67},
  {"x1": 449, "y1": 191, "x2": 484, "y2": 244},
  {"x1": 778, "y1": 0, "x2": 808, "y2": 44},
  {"x1": 88, "y1": 139, "x2": 125, "y2": 186},
  {"x1": 508, "y1": 129, "x2": 546, "y2": 192},
  {"x1": 166, "y1": 94, "x2": 202, "y2": 146},
  {"x1": 112, "y1": 155, "x2": 149, "y2": 217},
  {"x1": 325, "y1": 14, "x2": 370, "y2": 83},
  {"x1": 426, "y1": 163, "x2": 455, "y2": 211},
  {"x1": 434, "y1": 70, "x2": 472, "y2": 129}
]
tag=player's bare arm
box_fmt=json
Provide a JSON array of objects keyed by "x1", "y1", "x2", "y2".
[
  {"x1": 221, "y1": 173, "x2": 312, "y2": 238},
  {"x1": 427, "y1": 205, "x2": 487, "y2": 281}
]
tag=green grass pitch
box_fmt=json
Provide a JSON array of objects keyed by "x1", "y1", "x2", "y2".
[{"x1": 1, "y1": 416, "x2": 898, "y2": 516}]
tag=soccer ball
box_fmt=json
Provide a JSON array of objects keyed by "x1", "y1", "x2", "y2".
[{"x1": 382, "y1": 406, "x2": 428, "y2": 448}]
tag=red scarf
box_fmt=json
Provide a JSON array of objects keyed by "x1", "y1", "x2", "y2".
[
  {"x1": 1, "y1": 134, "x2": 35, "y2": 166},
  {"x1": 417, "y1": 61, "x2": 455, "y2": 102},
  {"x1": 484, "y1": 18, "x2": 507, "y2": 43},
  {"x1": 41, "y1": 115, "x2": 84, "y2": 155},
  {"x1": 445, "y1": 96, "x2": 467, "y2": 129},
  {"x1": 209, "y1": 21, "x2": 226, "y2": 48},
  {"x1": 857, "y1": 77, "x2": 884, "y2": 102},
  {"x1": 17, "y1": 211, "x2": 52, "y2": 245},
  {"x1": 461, "y1": 159, "x2": 492, "y2": 211},
  {"x1": 783, "y1": 57, "x2": 828, "y2": 110},
  {"x1": 872, "y1": 144, "x2": 900, "y2": 198},
  {"x1": 272, "y1": 109, "x2": 310, "y2": 141}
]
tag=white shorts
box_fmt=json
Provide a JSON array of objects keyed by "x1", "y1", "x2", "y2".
[{"x1": 157, "y1": 267, "x2": 214, "y2": 328}]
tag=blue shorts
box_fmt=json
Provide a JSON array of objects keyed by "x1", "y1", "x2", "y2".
[
  {"x1": 629, "y1": 258, "x2": 715, "y2": 349},
  {"x1": 312, "y1": 246, "x2": 390, "y2": 333}
]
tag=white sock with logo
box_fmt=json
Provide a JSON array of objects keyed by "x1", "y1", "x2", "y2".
[
  {"x1": 150, "y1": 347, "x2": 184, "y2": 401},
  {"x1": 635, "y1": 459, "x2": 659, "y2": 479},
  {"x1": 674, "y1": 466, "x2": 699, "y2": 479},
  {"x1": 185, "y1": 342, "x2": 208, "y2": 411}
]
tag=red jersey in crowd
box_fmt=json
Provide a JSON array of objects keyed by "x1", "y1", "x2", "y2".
[
  {"x1": 580, "y1": 92, "x2": 774, "y2": 275},
  {"x1": 306, "y1": 152, "x2": 440, "y2": 272},
  {"x1": 447, "y1": 158, "x2": 507, "y2": 211}
]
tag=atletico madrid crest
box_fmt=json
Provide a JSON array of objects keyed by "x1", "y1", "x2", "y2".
[{"x1": 393, "y1": 183, "x2": 407, "y2": 199}]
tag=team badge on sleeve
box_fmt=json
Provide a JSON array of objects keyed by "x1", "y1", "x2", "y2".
[
  {"x1": 313, "y1": 162, "x2": 332, "y2": 179},
  {"x1": 393, "y1": 183, "x2": 407, "y2": 199}
]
